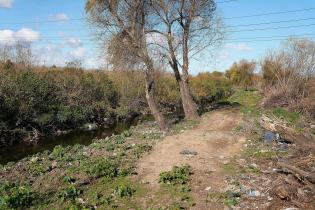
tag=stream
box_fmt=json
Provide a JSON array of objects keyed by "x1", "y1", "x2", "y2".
[{"x1": 0, "y1": 117, "x2": 146, "y2": 165}]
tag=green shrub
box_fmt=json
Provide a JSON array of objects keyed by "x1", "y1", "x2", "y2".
[
  {"x1": 159, "y1": 165, "x2": 192, "y2": 185},
  {"x1": 113, "y1": 185, "x2": 135, "y2": 198},
  {"x1": 0, "y1": 182, "x2": 34, "y2": 209},
  {"x1": 86, "y1": 158, "x2": 119, "y2": 178},
  {"x1": 58, "y1": 185, "x2": 81, "y2": 202}
]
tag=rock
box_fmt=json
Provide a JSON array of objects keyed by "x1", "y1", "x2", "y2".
[
  {"x1": 279, "y1": 142, "x2": 289, "y2": 151},
  {"x1": 83, "y1": 123, "x2": 98, "y2": 131},
  {"x1": 275, "y1": 185, "x2": 290, "y2": 200},
  {"x1": 283, "y1": 208, "x2": 298, "y2": 210},
  {"x1": 250, "y1": 163, "x2": 259, "y2": 169},
  {"x1": 204, "y1": 186, "x2": 212, "y2": 191},
  {"x1": 180, "y1": 149, "x2": 198, "y2": 156},
  {"x1": 76, "y1": 198, "x2": 85, "y2": 204},
  {"x1": 51, "y1": 161, "x2": 58, "y2": 169}
]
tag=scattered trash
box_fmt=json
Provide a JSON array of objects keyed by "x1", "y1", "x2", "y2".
[
  {"x1": 263, "y1": 131, "x2": 279, "y2": 143},
  {"x1": 283, "y1": 208, "x2": 298, "y2": 210},
  {"x1": 248, "y1": 189, "x2": 260, "y2": 197}
]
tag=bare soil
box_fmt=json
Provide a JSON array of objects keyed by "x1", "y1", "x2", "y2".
[{"x1": 137, "y1": 108, "x2": 247, "y2": 209}]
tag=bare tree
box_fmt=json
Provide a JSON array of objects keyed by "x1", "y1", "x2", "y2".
[
  {"x1": 15, "y1": 42, "x2": 34, "y2": 68},
  {"x1": 261, "y1": 38, "x2": 315, "y2": 111},
  {"x1": 147, "y1": 0, "x2": 225, "y2": 119},
  {"x1": 85, "y1": 0, "x2": 168, "y2": 130}
]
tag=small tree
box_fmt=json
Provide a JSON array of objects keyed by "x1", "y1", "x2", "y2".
[
  {"x1": 226, "y1": 59, "x2": 256, "y2": 90},
  {"x1": 261, "y1": 38, "x2": 315, "y2": 110}
]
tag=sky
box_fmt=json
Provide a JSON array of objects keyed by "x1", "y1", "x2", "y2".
[{"x1": 0, "y1": 0, "x2": 315, "y2": 74}]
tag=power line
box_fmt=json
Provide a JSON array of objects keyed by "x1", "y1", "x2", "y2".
[
  {"x1": 223, "y1": 7, "x2": 315, "y2": 20},
  {"x1": 230, "y1": 23, "x2": 315, "y2": 33},
  {"x1": 228, "y1": 17, "x2": 315, "y2": 28},
  {"x1": 0, "y1": 6, "x2": 315, "y2": 25},
  {"x1": 1, "y1": 34, "x2": 315, "y2": 45},
  {"x1": 7, "y1": 16, "x2": 314, "y2": 32}
]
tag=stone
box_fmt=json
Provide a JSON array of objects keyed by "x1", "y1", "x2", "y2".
[
  {"x1": 180, "y1": 149, "x2": 198, "y2": 156},
  {"x1": 204, "y1": 186, "x2": 212, "y2": 191},
  {"x1": 275, "y1": 185, "x2": 290, "y2": 200}
]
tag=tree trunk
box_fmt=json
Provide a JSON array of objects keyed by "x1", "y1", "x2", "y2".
[
  {"x1": 142, "y1": 54, "x2": 168, "y2": 131},
  {"x1": 167, "y1": 30, "x2": 199, "y2": 120},
  {"x1": 144, "y1": 72, "x2": 168, "y2": 131},
  {"x1": 179, "y1": 75, "x2": 199, "y2": 119}
]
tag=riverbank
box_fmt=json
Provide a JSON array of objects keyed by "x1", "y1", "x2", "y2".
[
  {"x1": 0, "y1": 111, "x2": 200, "y2": 209},
  {"x1": 1, "y1": 90, "x2": 314, "y2": 209}
]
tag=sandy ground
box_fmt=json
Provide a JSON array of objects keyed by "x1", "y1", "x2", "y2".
[{"x1": 137, "y1": 108, "x2": 247, "y2": 209}]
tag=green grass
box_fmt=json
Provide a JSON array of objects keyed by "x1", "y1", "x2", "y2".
[
  {"x1": 271, "y1": 107, "x2": 300, "y2": 124},
  {"x1": 228, "y1": 90, "x2": 263, "y2": 108}
]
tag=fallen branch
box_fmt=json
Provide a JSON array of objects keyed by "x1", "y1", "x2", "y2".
[{"x1": 277, "y1": 162, "x2": 315, "y2": 184}]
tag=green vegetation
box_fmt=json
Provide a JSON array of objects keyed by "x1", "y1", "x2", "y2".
[
  {"x1": 0, "y1": 121, "x2": 199, "y2": 209},
  {"x1": 0, "y1": 182, "x2": 35, "y2": 209},
  {"x1": 0, "y1": 64, "x2": 231, "y2": 147},
  {"x1": 159, "y1": 165, "x2": 192, "y2": 185},
  {"x1": 271, "y1": 107, "x2": 300, "y2": 124}
]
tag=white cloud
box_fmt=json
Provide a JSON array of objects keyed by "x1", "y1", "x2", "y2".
[
  {"x1": 0, "y1": 0, "x2": 13, "y2": 8},
  {"x1": 34, "y1": 44, "x2": 65, "y2": 66},
  {"x1": 51, "y1": 13, "x2": 69, "y2": 22},
  {"x1": 224, "y1": 43, "x2": 253, "y2": 52},
  {"x1": 0, "y1": 30, "x2": 15, "y2": 44},
  {"x1": 0, "y1": 28, "x2": 40, "y2": 45},
  {"x1": 65, "y1": 38, "x2": 82, "y2": 48},
  {"x1": 69, "y1": 47, "x2": 86, "y2": 58},
  {"x1": 15, "y1": 28, "x2": 40, "y2": 42}
]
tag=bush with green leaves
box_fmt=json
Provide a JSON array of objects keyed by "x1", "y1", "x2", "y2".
[
  {"x1": 86, "y1": 158, "x2": 119, "y2": 178},
  {"x1": 159, "y1": 165, "x2": 192, "y2": 185},
  {"x1": 0, "y1": 66, "x2": 118, "y2": 146},
  {"x1": 58, "y1": 185, "x2": 81, "y2": 202},
  {"x1": 0, "y1": 182, "x2": 34, "y2": 209},
  {"x1": 113, "y1": 184, "x2": 135, "y2": 198}
]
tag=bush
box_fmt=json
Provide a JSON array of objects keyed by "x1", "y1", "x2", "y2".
[
  {"x1": 159, "y1": 165, "x2": 192, "y2": 185},
  {"x1": 86, "y1": 158, "x2": 119, "y2": 178},
  {"x1": 191, "y1": 72, "x2": 232, "y2": 110},
  {"x1": 261, "y1": 38, "x2": 315, "y2": 114},
  {"x1": 113, "y1": 185, "x2": 135, "y2": 198},
  {"x1": 0, "y1": 182, "x2": 34, "y2": 209},
  {"x1": 225, "y1": 59, "x2": 256, "y2": 90},
  {"x1": 0, "y1": 66, "x2": 118, "y2": 145}
]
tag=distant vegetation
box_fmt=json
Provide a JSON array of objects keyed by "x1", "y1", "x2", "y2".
[
  {"x1": 0, "y1": 60, "x2": 232, "y2": 146},
  {"x1": 225, "y1": 38, "x2": 315, "y2": 118}
]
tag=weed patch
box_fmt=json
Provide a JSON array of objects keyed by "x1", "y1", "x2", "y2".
[{"x1": 159, "y1": 165, "x2": 192, "y2": 185}]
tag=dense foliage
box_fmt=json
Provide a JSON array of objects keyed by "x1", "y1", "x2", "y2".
[
  {"x1": 0, "y1": 63, "x2": 232, "y2": 146},
  {"x1": 0, "y1": 65, "x2": 118, "y2": 145}
]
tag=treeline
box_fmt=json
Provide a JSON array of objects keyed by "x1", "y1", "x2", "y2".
[{"x1": 0, "y1": 62, "x2": 231, "y2": 146}]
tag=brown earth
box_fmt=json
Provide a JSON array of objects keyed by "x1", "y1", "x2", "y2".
[{"x1": 137, "y1": 108, "x2": 247, "y2": 209}]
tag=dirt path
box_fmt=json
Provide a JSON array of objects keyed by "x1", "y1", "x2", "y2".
[{"x1": 137, "y1": 108, "x2": 247, "y2": 209}]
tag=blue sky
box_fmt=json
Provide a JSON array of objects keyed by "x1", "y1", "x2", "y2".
[{"x1": 0, "y1": 0, "x2": 315, "y2": 74}]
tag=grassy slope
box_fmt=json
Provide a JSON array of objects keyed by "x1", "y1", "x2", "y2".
[{"x1": 0, "y1": 119, "x2": 199, "y2": 210}]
